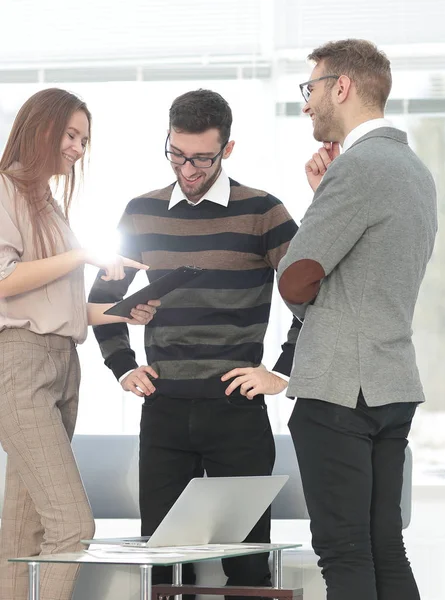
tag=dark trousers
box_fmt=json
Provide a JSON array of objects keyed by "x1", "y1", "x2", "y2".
[
  {"x1": 139, "y1": 394, "x2": 275, "y2": 595},
  {"x1": 289, "y1": 393, "x2": 420, "y2": 600}
]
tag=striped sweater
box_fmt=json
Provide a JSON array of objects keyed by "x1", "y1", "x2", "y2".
[{"x1": 89, "y1": 178, "x2": 301, "y2": 398}]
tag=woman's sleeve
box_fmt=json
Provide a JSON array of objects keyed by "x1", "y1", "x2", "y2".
[{"x1": 0, "y1": 176, "x2": 23, "y2": 281}]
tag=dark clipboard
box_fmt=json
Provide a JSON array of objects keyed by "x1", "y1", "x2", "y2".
[{"x1": 103, "y1": 265, "x2": 205, "y2": 318}]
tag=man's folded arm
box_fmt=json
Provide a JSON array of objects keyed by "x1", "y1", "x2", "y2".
[{"x1": 277, "y1": 157, "x2": 370, "y2": 308}]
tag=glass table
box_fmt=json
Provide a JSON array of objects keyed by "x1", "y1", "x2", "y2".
[{"x1": 10, "y1": 542, "x2": 303, "y2": 600}]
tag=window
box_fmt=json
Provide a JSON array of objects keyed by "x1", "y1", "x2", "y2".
[{"x1": 0, "y1": 0, "x2": 444, "y2": 487}]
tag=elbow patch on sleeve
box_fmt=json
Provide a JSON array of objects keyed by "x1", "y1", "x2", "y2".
[{"x1": 278, "y1": 259, "x2": 325, "y2": 304}]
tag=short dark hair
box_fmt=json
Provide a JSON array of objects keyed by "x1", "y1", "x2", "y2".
[
  {"x1": 169, "y1": 89, "x2": 232, "y2": 144},
  {"x1": 308, "y1": 39, "x2": 392, "y2": 110}
]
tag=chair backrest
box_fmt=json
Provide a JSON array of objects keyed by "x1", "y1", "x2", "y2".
[
  {"x1": 71, "y1": 434, "x2": 140, "y2": 519},
  {"x1": 270, "y1": 434, "x2": 412, "y2": 528},
  {"x1": 271, "y1": 434, "x2": 309, "y2": 519},
  {"x1": 69, "y1": 434, "x2": 310, "y2": 520},
  {"x1": 0, "y1": 434, "x2": 412, "y2": 528},
  {"x1": 401, "y1": 444, "x2": 413, "y2": 528}
]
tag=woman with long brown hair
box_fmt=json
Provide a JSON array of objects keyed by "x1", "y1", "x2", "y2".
[{"x1": 0, "y1": 88, "x2": 157, "y2": 600}]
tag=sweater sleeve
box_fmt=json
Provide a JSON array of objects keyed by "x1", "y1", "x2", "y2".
[
  {"x1": 262, "y1": 195, "x2": 301, "y2": 377},
  {"x1": 88, "y1": 206, "x2": 143, "y2": 380}
]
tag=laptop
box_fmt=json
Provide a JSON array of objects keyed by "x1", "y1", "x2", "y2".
[{"x1": 83, "y1": 475, "x2": 288, "y2": 548}]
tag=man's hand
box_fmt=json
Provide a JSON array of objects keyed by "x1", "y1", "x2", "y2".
[
  {"x1": 221, "y1": 364, "x2": 287, "y2": 399},
  {"x1": 121, "y1": 365, "x2": 158, "y2": 397},
  {"x1": 125, "y1": 300, "x2": 160, "y2": 326},
  {"x1": 305, "y1": 142, "x2": 340, "y2": 192}
]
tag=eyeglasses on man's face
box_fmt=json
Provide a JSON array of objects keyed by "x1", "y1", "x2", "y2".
[
  {"x1": 299, "y1": 75, "x2": 340, "y2": 103},
  {"x1": 165, "y1": 134, "x2": 227, "y2": 169}
]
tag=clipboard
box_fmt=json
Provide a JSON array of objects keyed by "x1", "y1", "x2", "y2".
[{"x1": 103, "y1": 265, "x2": 205, "y2": 318}]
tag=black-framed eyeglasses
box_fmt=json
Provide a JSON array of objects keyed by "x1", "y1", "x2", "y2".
[
  {"x1": 299, "y1": 75, "x2": 340, "y2": 103},
  {"x1": 164, "y1": 134, "x2": 227, "y2": 169}
]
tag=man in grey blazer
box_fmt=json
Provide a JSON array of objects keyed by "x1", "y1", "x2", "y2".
[{"x1": 278, "y1": 39, "x2": 437, "y2": 600}]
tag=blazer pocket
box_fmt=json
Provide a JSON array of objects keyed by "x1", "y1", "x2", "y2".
[{"x1": 293, "y1": 305, "x2": 342, "y2": 379}]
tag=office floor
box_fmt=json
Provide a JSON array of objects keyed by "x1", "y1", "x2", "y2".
[{"x1": 403, "y1": 485, "x2": 445, "y2": 600}]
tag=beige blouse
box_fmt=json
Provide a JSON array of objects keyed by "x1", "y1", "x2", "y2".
[{"x1": 0, "y1": 174, "x2": 88, "y2": 343}]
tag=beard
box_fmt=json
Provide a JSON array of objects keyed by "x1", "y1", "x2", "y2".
[
  {"x1": 175, "y1": 162, "x2": 222, "y2": 203},
  {"x1": 312, "y1": 92, "x2": 336, "y2": 142}
]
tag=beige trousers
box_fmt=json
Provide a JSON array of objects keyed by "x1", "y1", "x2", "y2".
[{"x1": 0, "y1": 329, "x2": 95, "y2": 600}]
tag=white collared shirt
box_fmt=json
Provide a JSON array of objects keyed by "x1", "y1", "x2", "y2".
[
  {"x1": 343, "y1": 118, "x2": 393, "y2": 152},
  {"x1": 168, "y1": 169, "x2": 230, "y2": 209}
]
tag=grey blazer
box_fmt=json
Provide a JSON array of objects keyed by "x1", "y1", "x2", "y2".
[{"x1": 277, "y1": 127, "x2": 437, "y2": 408}]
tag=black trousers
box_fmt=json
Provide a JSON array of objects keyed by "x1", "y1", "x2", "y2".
[
  {"x1": 139, "y1": 394, "x2": 275, "y2": 595},
  {"x1": 289, "y1": 392, "x2": 420, "y2": 600}
]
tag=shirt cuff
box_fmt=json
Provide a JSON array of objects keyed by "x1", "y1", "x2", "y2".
[
  {"x1": 118, "y1": 369, "x2": 135, "y2": 383},
  {"x1": 271, "y1": 371, "x2": 290, "y2": 384}
]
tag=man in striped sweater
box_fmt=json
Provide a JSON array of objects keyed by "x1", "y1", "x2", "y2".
[{"x1": 89, "y1": 89, "x2": 300, "y2": 595}]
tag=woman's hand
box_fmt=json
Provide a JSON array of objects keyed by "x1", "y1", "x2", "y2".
[
  {"x1": 82, "y1": 250, "x2": 149, "y2": 281},
  {"x1": 124, "y1": 300, "x2": 160, "y2": 326},
  {"x1": 86, "y1": 299, "x2": 160, "y2": 327}
]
